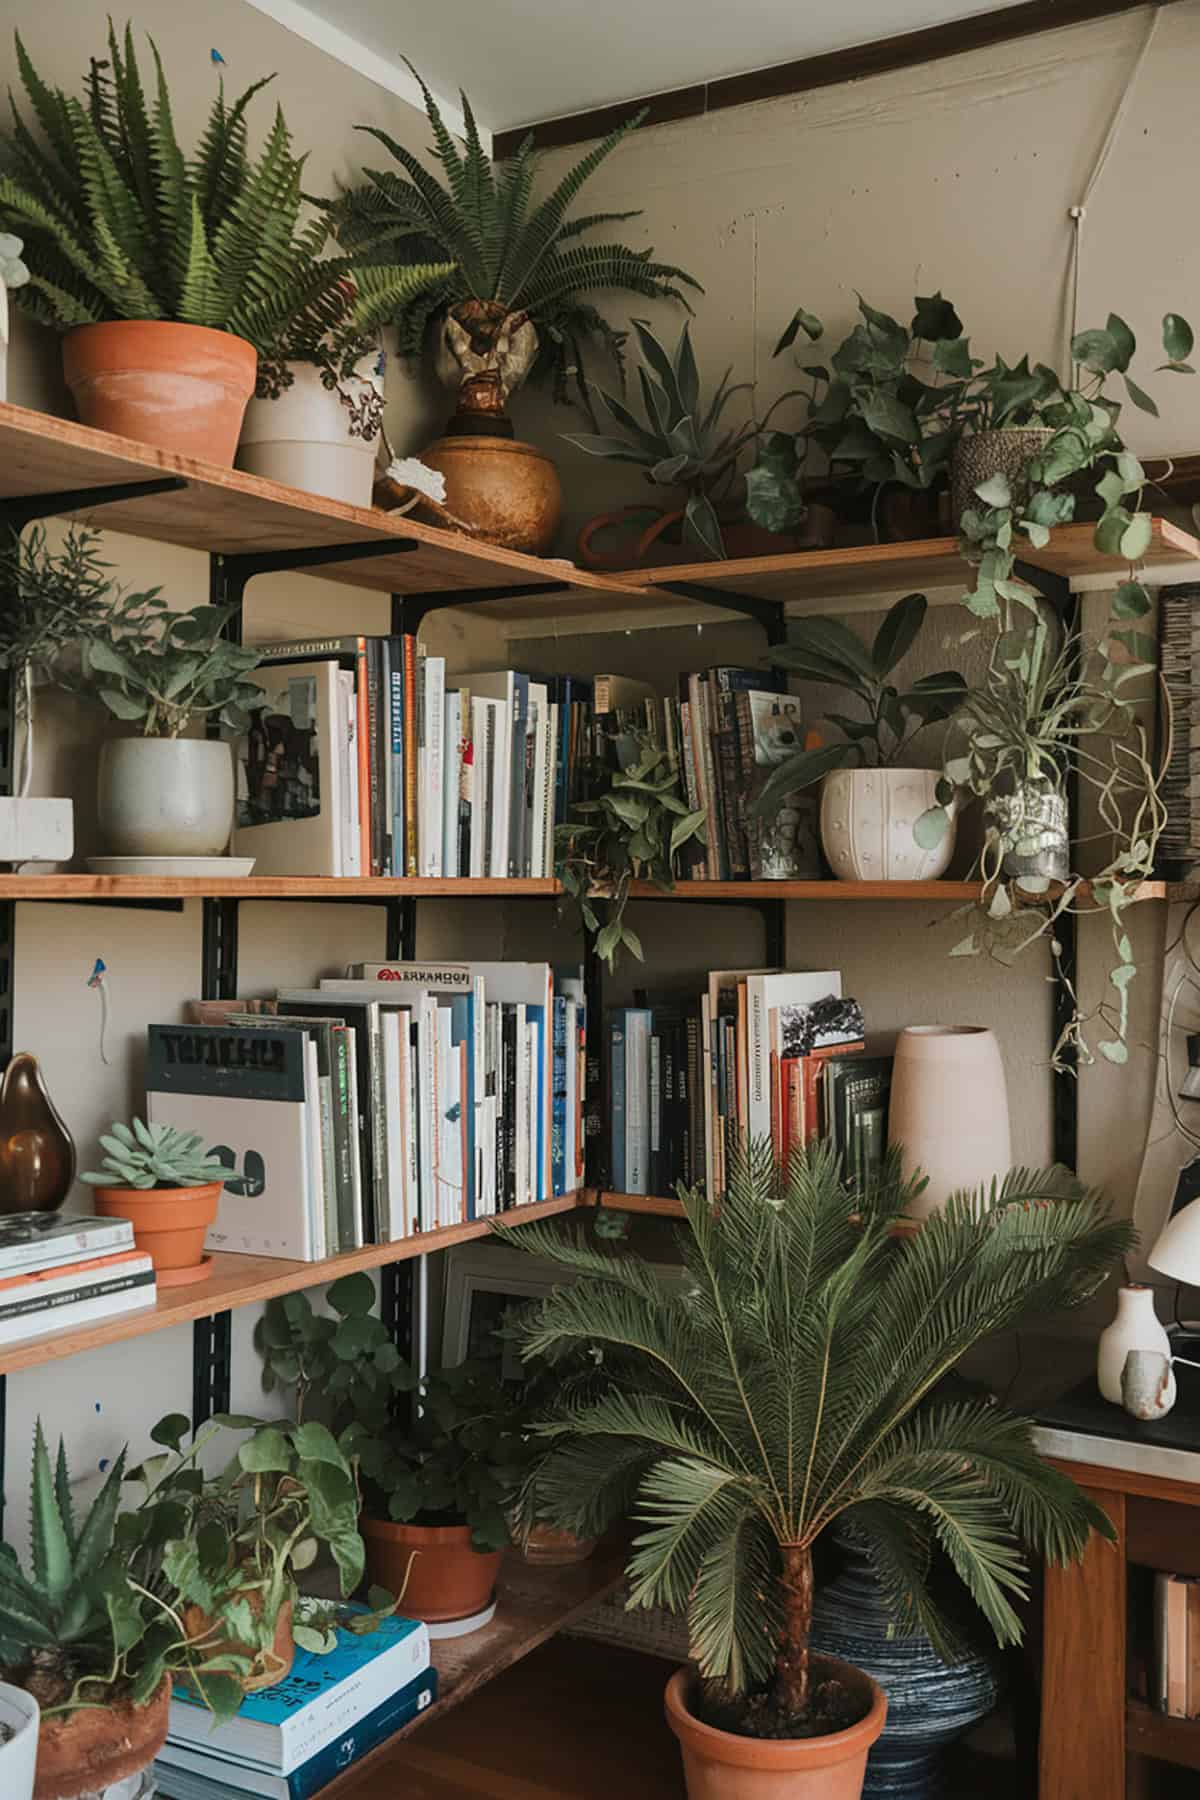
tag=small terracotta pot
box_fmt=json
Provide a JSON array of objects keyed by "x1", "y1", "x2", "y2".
[
  {"x1": 33, "y1": 1675, "x2": 170, "y2": 1800},
  {"x1": 520, "y1": 1524, "x2": 597, "y2": 1568},
  {"x1": 665, "y1": 1659, "x2": 886, "y2": 1800},
  {"x1": 361, "y1": 1517, "x2": 502, "y2": 1623},
  {"x1": 62, "y1": 321, "x2": 257, "y2": 465},
  {"x1": 417, "y1": 435, "x2": 562, "y2": 554},
  {"x1": 92, "y1": 1181, "x2": 221, "y2": 1286},
  {"x1": 182, "y1": 1594, "x2": 295, "y2": 1692}
]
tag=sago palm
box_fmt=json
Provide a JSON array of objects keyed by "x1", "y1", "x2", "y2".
[
  {"x1": 499, "y1": 1140, "x2": 1132, "y2": 1722},
  {"x1": 321, "y1": 64, "x2": 701, "y2": 416}
]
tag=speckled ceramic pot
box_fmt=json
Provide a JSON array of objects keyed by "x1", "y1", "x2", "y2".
[
  {"x1": 950, "y1": 428, "x2": 1054, "y2": 525},
  {"x1": 811, "y1": 1537, "x2": 999, "y2": 1798},
  {"x1": 820, "y1": 770, "x2": 956, "y2": 882},
  {"x1": 986, "y1": 781, "x2": 1069, "y2": 882}
]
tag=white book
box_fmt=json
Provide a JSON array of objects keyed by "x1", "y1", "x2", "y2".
[
  {"x1": 302, "y1": 1036, "x2": 327, "y2": 1261},
  {"x1": 528, "y1": 686, "x2": 549, "y2": 878},
  {"x1": 418, "y1": 654, "x2": 446, "y2": 878},
  {"x1": 417, "y1": 994, "x2": 439, "y2": 1228},
  {"x1": 625, "y1": 1010, "x2": 651, "y2": 1196},
  {"x1": 543, "y1": 700, "x2": 560, "y2": 880},
  {"x1": 337, "y1": 669, "x2": 360, "y2": 877},
  {"x1": 398, "y1": 1014, "x2": 418, "y2": 1237},
  {"x1": 340, "y1": 1025, "x2": 364, "y2": 1249},
  {"x1": 233, "y1": 661, "x2": 344, "y2": 876},
  {"x1": 443, "y1": 689, "x2": 461, "y2": 879},
  {"x1": 437, "y1": 1005, "x2": 464, "y2": 1226},
  {"x1": 469, "y1": 697, "x2": 491, "y2": 879},
  {"x1": 745, "y1": 971, "x2": 842, "y2": 1145},
  {"x1": 0, "y1": 1277, "x2": 156, "y2": 1347},
  {"x1": 466, "y1": 676, "x2": 514, "y2": 877},
  {"x1": 514, "y1": 1003, "x2": 530, "y2": 1206},
  {"x1": 380, "y1": 1009, "x2": 406, "y2": 1242},
  {"x1": 0, "y1": 1214, "x2": 134, "y2": 1277}
]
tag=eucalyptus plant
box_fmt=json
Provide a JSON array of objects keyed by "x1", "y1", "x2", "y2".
[
  {"x1": 75, "y1": 595, "x2": 266, "y2": 738},
  {"x1": 81, "y1": 1118, "x2": 228, "y2": 1190},
  {"x1": 556, "y1": 729, "x2": 705, "y2": 969}
]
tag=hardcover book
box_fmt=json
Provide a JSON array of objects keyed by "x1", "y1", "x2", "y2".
[
  {"x1": 0, "y1": 1212, "x2": 134, "y2": 1276},
  {"x1": 233, "y1": 661, "x2": 344, "y2": 876}
]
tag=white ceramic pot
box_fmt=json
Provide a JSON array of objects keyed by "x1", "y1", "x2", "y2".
[
  {"x1": 1097, "y1": 1285, "x2": 1176, "y2": 1407},
  {"x1": 888, "y1": 1025, "x2": 1012, "y2": 1219},
  {"x1": 97, "y1": 739, "x2": 234, "y2": 857},
  {"x1": 0, "y1": 1680, "x2": 39, "y2": 1800},
  {"x1": 820, "y1": 768, "x2": 956, "y2": 882},
  {"x1": 238, "y1": 357, "x2": 383, "y2": 506}
]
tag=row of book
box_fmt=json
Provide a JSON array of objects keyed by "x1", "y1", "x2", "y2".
[
  {"x1": 0, "y1": 1213, "x2": 155, "y2": 1345},
  {"x1": 1154, "y1": 1571, "x2": 1200, "y2": 1719},
  {"x1": 163, "y1": 958, "x2": 585, "y2": 1262},
  {"x1": 156, "y1": 1606, "x2": 433, "y2": 1799},
  {"x1": 603, "y1": 966, "x2": 893, "y2": 1199}
]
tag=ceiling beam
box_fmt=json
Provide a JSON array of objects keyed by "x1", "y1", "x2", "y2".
[{"x1": 493, "y1": 0, "x2": 1178, "y2": 158}]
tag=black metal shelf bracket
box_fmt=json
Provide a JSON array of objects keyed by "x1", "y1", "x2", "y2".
[
  {"x1": 393, "y1": 582, "x2": 569, "y2": 637},
  {"x1": 211, "y1": 538, "x2": 418, "y2": 611},
  {"x1": 652, "y1": 581, "x2": 788, "y2": 646},
  {"x1": 0, "y1": 476, "x2": 189, "y2": 538},
  {"x1": 192, "y1": 1311, "x2": 233, "y2": 1428},
  {"x1": 381, "y1": 1260, "x2": 416, "y2": 1364}
]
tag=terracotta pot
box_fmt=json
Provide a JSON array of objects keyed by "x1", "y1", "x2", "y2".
[
  {"x1": 361, "y1": 1517, "x2": 502, "y2": 1624},
  {"x1": 182, "y1": 1594, "x2": 295, "y2": 1692},
  {"x1": 417, "y1": 435, "x2": 562, "y2": 554},
  {"x1": 92, "y1": 1181, "x2": 221, "y2": 1286},
  {"x1": 665, "y1": 1660, "x2": 886, "y2": 1800},
  {"x1": 33, "y1": 1675, "x2": 170, "y2": 1800},
  {"x1": 520, "y1": 1524, "x2": 597, "y2": 1567},
  {"x1": 62, "y1": 321, "x2": 257, "y2": 465},
  {"x1": 887, "y1": 1026, "x2": 1012, "y2": 1220}
]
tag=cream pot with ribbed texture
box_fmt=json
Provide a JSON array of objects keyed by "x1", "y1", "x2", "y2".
[
  {"x1": 888, "y1": 1026, "x2": 1012, "y2": 1220},
  {"x1": 820, "y1": 769, "x2": 957, "y2": 882}
]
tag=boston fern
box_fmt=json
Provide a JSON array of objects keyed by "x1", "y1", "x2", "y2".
[
  {"x1": 0, "y1": 25, "x2": 449, "y2": 363},
  {"x1": 500, "y1": 1140, "x2": 1130, "y2": 1723},
  {"x1": 322, "y1": 63, "x2": 700, "y2": 409}
]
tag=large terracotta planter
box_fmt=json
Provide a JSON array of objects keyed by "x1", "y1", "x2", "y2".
[
  {"x1": 418, "y1": 435, "x2": 562, "y2": 554},
  {"x1": 820, "y1": 770, "x2": 956, "y2": 882},
  {"x1": 887, "y1": 1026, "x2": 1012, "y2": 1220},
  {"x1": 665, "y1": 1660, "x2": 887, "y2": 1800},
  {"x1": 183, "y1": 1594, "x2": 295, "y2": 1692},
  {"x1": 62, "y1": 321, "x2": 257, "y2": 465},
  {"x1": 97, "y1": 738, "x2": 235, "y2": 858},
  {"x1": 92, "y1": 1181, "x2": 221, "y2": 1286},
  {"x1": 361, "y1": 1517, "x2": 502, "y2": 1625},
  {"x1": 33, "y1": 1676, "x2": 169, "y2": 1800},
  {"x1": 0, "y1": 1681, "x2": 39, "y2": 1800}
]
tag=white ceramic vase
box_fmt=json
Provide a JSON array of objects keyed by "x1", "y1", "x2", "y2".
[
  {"x1": 1097, "y1": 1285, "x2": 1176, "y2": 1407},
  {"x1": 820, "y1": 768, "x2": 956, "y2": 882},
  {"x1": 238, "y1": 356, "x2": 383, "y2": 506},
  {"x1": 97, "y1": 738, "x2": 234, "y2": 857},
  {"x1": 0, "y1": 1680, "x2": 39, "y2": 1800},
  {"x1": 888, "y1": 1025, "x2": 1012, "y2": 1219}
]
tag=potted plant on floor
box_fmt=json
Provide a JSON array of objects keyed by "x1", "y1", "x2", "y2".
[
  {"x1": 321, "y1": 64, "x2": 699, "y2": 552},
  {"x1": 498, "y1": 1139, "x2": 1132, "y2": 1800},
  {"x1": 752, "y1": 592, "x2": 966, "y2": 880},
  {"x1": 82, "y1": 1118, "x2": 228, "y2": 1287},
  {"x1": 71, "y1": 592, "x2": 266, "y2": 865},
  {"x1": 0, "y1": 24, "x2": 446, "y2": 468},
  {"x1": 257, "y1": 1276, "x2": 525, "y2": 1631}
]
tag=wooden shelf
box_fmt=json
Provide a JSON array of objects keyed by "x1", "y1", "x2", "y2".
[
  {"x1": 1127, "y1": 1700, "x2": 1200, "y2": 1770},
  {"x1": 591, "y1": 1190, "x2": 921, "y2": 1237},
  {"x1": 0, "y1": 1192, "x2": 588, "y2": 1377}
]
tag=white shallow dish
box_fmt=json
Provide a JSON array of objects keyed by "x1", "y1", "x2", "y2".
[{"x1": 86, "y1": 856, "x2": 256, "y2": 877}]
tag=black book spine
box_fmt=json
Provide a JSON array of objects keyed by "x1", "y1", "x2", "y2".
[{"x1": 501, "y1": 1008, "x2": 517, "y2": 1209}]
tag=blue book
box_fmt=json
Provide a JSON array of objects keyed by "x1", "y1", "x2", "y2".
[
  {"x1": 168, "y1": 1611, "x2": 430, "y2": 1773},
  {"x1": 551, "y1": 994, "x2": 568, "y2": 1197},
  {"x1": 157, "y1": 1669, "x2": 438, "y2": 1799},
  {"x1": 610, "y1": 1016, "x2": 627, "y2": 1191}
]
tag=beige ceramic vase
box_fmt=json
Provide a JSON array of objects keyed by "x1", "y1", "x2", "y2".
[
  {"x1": 820, "y1": 769, "x2": 956, "y2": 882},
  {"x1": 888, "y1": 1026, "x2": 1012, "y2": 1220}
]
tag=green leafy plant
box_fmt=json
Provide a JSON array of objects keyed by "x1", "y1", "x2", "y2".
[
  {"x1": 74, "y1": 594, "x2": 266, "y2": 738},
  {"x1": 0, "y1": 25, "x2": 447, "y2": 363},
  {"x1": 556, "y1": 728, "x2": 705, "y2": 970},
  {"x1": 321, "y1": 64, "x2": 699, "y2": 414},
  {"x1": 752, "y1": 593, "x2": 966, "y2": 816},
  {"x1": 498, "y1": 1139, "x2": 1131, "y2": 1731},
  {"x1": 81, "y1": 1118, "x2": 228, "y2": 1189}
]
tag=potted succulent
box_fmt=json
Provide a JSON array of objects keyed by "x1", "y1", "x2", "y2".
[
  {"x1": 322, "y1": 65, "x2": 699, "y2": 552},
  {"x1": 257, "y1": 1276, "x2": 526, "y2": 1632},
  {"x1": 71, "y1": 592, "x2": 266, "y2": 862},
  {"x1": 0, "y1": 227, "x2": 28, "y2": 403},
  {"x1": 0, "y1": 25, "x2": 437, "y2": 467},
  {"x1": 753, "y1": 592, "x2": 966, "y2": 880},
  {"x1": 82, "y1": 1118, "x2": 227, "y2": 1287},
  {"x1": 498, "y1": 1139, "x2": 1132, "y2": 1800}
]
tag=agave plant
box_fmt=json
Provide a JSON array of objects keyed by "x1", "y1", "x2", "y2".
[
  {"x1": 321, "y1": 63, "x2": 700, "y2": 416},
  {"x1": 0, "y1": 25, "x2": 450, "y2": 370},
  {"x1": 81, "y1": 1119, "x2": 227, "y2": 1191},
  {"x1": 499, "y1": 1140, "x2": 1131, "y2": 1726}
]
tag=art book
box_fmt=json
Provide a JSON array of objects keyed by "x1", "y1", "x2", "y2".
[{"x1": 233, "y1": 661, "x2": 344, "y2": 876}]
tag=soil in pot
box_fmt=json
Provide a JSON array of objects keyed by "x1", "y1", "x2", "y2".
[
  {"x1": 62, "y1": 322, "x2": 256, "y2": 466},
  {"x1": 30, "y1": 1676, "x2": 170, "y2": 1800},
  {"x1": 361, "y1": 1517, "x2": 502, "y2": 1624},
  {"x1": 92, "y1": 1182, "x2": 221, "y2": 1286}
]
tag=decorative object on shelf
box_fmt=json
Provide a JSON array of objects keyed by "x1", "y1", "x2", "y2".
[
  {"x1": 1120, "y1": 1347, "x2": 1176, "y2": 1420},
  {"x1": 321, "y1": 65, "x2": 697, "y2": 546},
  {"x1": 556, "y1": 728, "x2": 705, "y2": 970},
  {"x1": 501, "y1": 1138, "x2": 1131, "y2": 1800},
  {"x1": 810, "y1": 1530, "x2": 998, "y2": 1800},
  {"x1": 753, "y1": 593, "x2": 966, "y2": 882},
  {"x1": 82, "y1": 1118, "x2": 226, "y2": 1286},
  {"x1": 239, "y1": 349, "x2": 387, "y2": 508},
  {"x1": 97, "y1": 740, "x2": 238, "y2": 860},
  {"x1": 0, "y1": 1682, "x2": 38, "y2": 1800},
  {"x1": 0, "y1": 26, "x2": 442, "y2": 465},
  {"x1": 949, "y1": 426, "x2": 1053, "y2": 528},
  {"x1": 887, "y1": 1027, "x2": 1011, "y2": 1220},
  {"x1": 0, "y1": 1051, "x2": 75, "y2": 1216},
  {"x1": 0, "y1": 229, "x2": 29, "y2": 405}
]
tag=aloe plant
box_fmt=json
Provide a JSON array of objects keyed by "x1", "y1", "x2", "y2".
[{"x1": 81, "y1": 1119, "x2": 226, "y2": 1190}]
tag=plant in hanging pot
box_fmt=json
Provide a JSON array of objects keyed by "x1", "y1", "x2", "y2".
[
  {"x1": 0, "y1": 24, "x2": 446, "y2": 468},
  {"x1": 82, "y1": 1118, "x2": 227, "y2": 1287},
  {"x1": 753, "y1": 593, "x2": 966, "y2": 881},
  {"x1": 498, "y1": 1138, "x2": 1132, "y2": 1800},
  {"x1": 72, "y1": 592, "x2": 266, "y2": 863},
  {"x1": 321, "y1": 64, "x2": 699, "y2": 552}
]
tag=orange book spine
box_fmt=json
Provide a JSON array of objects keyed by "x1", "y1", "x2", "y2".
[
  {"x1": 403, "y1": 635, "x2": 419, "y2": 876},
  {"x1": 0, "y1": 1248, "x2": 147, "y2": 1295},
  {"x1": 354, "y1": 637, "x2": 371, "y2": 875},
  {"x1": 769, "y1": 1048, "x2": 782, "y2": 1164},
  {"x1": 1168, "y1": 1575, "x2": 1188, "y2": 1716},
  {"x1": 784, "y1": 1060, "x2": 804, "y2": 1167}
]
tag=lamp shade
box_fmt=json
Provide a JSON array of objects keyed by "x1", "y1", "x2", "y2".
[{"x1": 1148, "y1": 1195, "x2": 1200, "y2": 1285}]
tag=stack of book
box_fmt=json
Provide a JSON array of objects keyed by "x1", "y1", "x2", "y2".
[
  {"x1": 157, "y1": 961, "x2": 585, "y2": 1261},
  {"x1": 154, "y1": 1609, "x2": 435, "y2": 1799},
  {"x1": 0, "y1": 1213, "x2": 154, "y2": 1344}
]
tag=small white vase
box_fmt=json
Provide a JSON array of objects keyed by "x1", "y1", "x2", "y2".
[
  {"x1": 0, "y1": 1681, "x2": 39, "y2": 1800},
  {"x1": 97, "y1": 738, "x2": 234, "y2": 857},
  {"x1": 820, "y1": 768, "x2": 956, "y2": 882},
  {"x1": 1097, "y1": 1285, "x2": 1176, "y2": 1407},
  {"x1": 238, "y1": 356, "x2": 383, "y2": 506},
  {"x1": 888, "y1": 1025, "x2": 1012, "y2": 1219}
]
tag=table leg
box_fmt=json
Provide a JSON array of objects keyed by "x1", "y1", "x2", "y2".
[{"x1": 1039, "y1": 1488, "x2": 1126, "y2": 1800}]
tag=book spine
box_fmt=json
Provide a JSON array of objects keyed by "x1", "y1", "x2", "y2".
[
  {"x1": 0, "y1": 1224, "x2": 135, "y2": 1277},
  {"x1": 715, "y1": 690, "x2": 749, "y2": 880},
  {"x1": 286, "y1": 1674, "x2": 438, "y2": 1799},
  {"x1": 698, "y1": 676, "x2": 726, "y2": 881},
  {"x1": 649, "y1": 1032, "x2": 663, "y2": 1195},
  {"x1": 389, "y1": 637, "x2": 405, "y2": 876},
  {"x1": 328, "y1": 1027, "x2": 356, "y2": 1249},
  {"x1": 0, "y1": 1280, "x2": 155, "y2": 1345},
  {"x1": 442, "y1": 691, "x2": 461, "y2": 880},
  {"x1": 685, "y1": 675, "x2": 711, "y2": 879},
  {"x1": 625, "y1": 1013, "x2": 649, "y2": 1196},
  {"x1": 403, "y1": 635, "x2": 419, "y2": 876},
  {"x1": 365, "y1": 638, "x2": 381, "y2": 877},
  {"x1": 458, "y1": 687, "x2": 473, "y2": 877},
  {"x1": 610, "y1": 1018, "x2": 627, "y2": 1192},
  {"x1": 1168, "y1": 1573, "x2": 1188, "y2": 1716},
  {"x1": 0, "y1": 1266, "x2": 153, "y2": 1323},
  {"x1": 354, "y1": 638, "x2": 372, "y2": 879},
  {"x1": 552, "y1": 997, "x2": 567, "y2": 1197},
  {"x1": 508, "y1": 677, "x2": 529, "y2": 879},
  {"x1": 379, "y1": 639, "x2": 394, "y2": 876}
]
